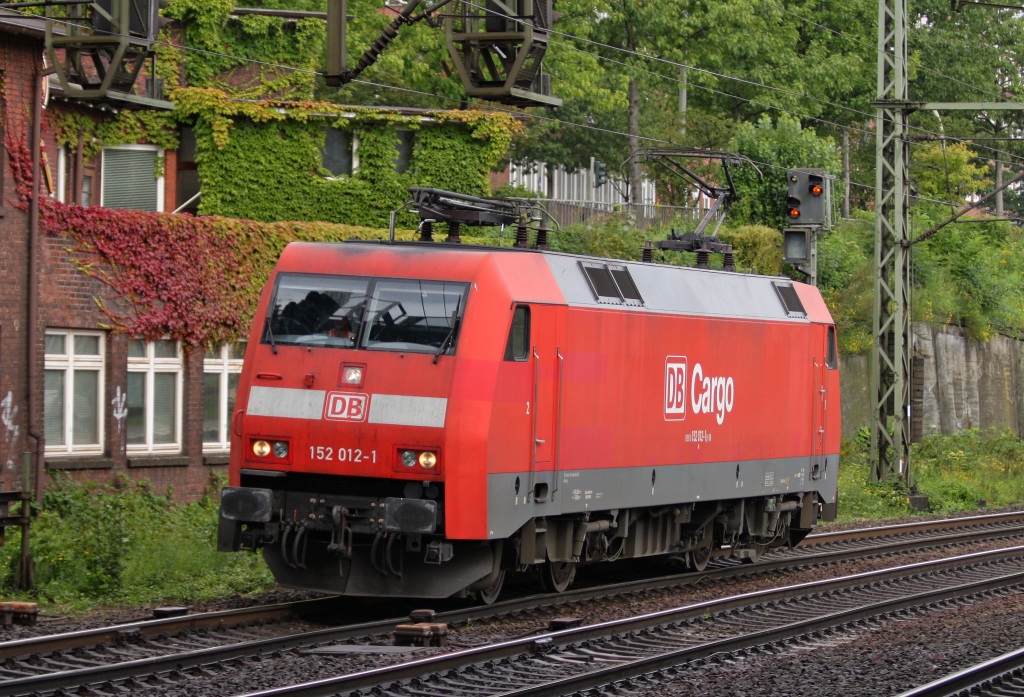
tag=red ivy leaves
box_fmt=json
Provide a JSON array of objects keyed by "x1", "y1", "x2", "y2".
[
  {"x1": 4, "y1": 132, "x2": 35, "y2": 203},
  {"x1": 43, "y1": 200, "x2": 250, "y2": 347}
]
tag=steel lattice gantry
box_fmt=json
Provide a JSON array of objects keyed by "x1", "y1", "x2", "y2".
[
  {"x1": 870, "y1": 0, "x2": 1024, "y2": 485},
  {"x1": 871, "y1": 0, "x2": 912, "y2": 484}
]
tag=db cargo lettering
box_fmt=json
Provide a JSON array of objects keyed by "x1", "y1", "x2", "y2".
[{"x1": 690, "y1": 363, "x2": 735, "y2": 425}]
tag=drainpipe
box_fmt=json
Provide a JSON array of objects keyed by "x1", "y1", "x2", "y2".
[
  {"x1": 74, "y1": 128, "x2": 84, "y2": 205},
  {"x1": 28, "y1": 61, "x2": 47, "y2": 503}
]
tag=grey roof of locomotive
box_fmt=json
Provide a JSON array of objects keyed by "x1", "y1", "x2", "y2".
[{"x1": 541, "y1": 252, "x2": 806, "y2": 323}]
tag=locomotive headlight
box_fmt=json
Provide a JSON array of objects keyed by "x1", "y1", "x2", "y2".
[
  {"x1": 395, "y1": 448, "x2": 440, "y2": 474},
  {"x1": 253, "y1": 440, "x2": 271, "y2": 458},
  {"x1": 272, "y1": 441, "x2": 289, "y2": 458},
  {"x1": 342, "y1": 366, "x2": 364, "y2": 384}
]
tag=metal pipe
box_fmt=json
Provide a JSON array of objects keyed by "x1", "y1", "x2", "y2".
[{"x1": 28, "y1": 62, "x2": 45, "y2": 504}]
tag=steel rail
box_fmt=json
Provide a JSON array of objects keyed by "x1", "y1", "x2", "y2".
[
  {"x1": 804, "y1": 510, "x2": 1024, "y2": 545},
  {"x1": 236, "y1": 545, "x2": 1024, "y2": 697},
  {"x1": 894, "y1": 646, "x2": 1024, "y2": 697},
  {"x1": 5, "y1": 510, "x2": 1019, "y2": 660},
  {"x1": 0, "y1": 596, "x2": 348, "y2": 661}
]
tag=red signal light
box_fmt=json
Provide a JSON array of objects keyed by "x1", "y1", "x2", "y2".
[
  {"x1": 809, "y1": 184, "x2": 823, "y2": 196},
  {"x1": 787, "y1": 207, "x2": 800, "y2": 218}
]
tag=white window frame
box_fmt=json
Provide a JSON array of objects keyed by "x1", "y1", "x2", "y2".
[
  {"x1": 100, "y1": 143, "x2": 165, "y2": 212},
  {"x1": 44, "y1": 330, "x2": 105, "y2": 456},
  {"x1": 203, "y1": 343, "x2": 245, "y2": 452},
  {"x1": 56, "y1": 146, "x2": 67, "y2": 203},
  {"x1": 126, "y1": 339, "x2": 183, "y2": 454}
]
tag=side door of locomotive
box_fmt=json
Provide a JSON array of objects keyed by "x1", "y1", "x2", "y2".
[
  {"x1": 811, "y1": 324, "x2": 838, "y2": 477},
  {"x1": 527, "y1": 303, "x2": 566, "y2": 503}
]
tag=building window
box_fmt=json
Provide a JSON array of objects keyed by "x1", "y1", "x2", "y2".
[
  {"x1": 56, "y1": 147, "x2": 95, "y2": 206},
  {"x1": 101, "y1": 144, "x2": 164, "y2": 212},
  {"x1": 82, "y1": 174, "x2": 93, "y2": 206},
  {"x1": 394, "y1": 130, "x2": 414, "y2": 174},
  {"x1": 203, "y1": 342, "x2": 245, "y2": 451},
  {"x1": 127, "y1": 339, "x2": 182, "y2": 453},
  {"x1": 176, "y1": 126, "x2": 200, "y2": 214},
  {"x1": 322, "y1": 127, "x2": 354, "y2": 176},
  {"x1": 44, "y1": 331, "x2": 105, "y2": 455}
]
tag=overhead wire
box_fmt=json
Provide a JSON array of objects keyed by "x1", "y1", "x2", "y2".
[
  {"x1": 15, "y1": 2, "x2": 1004, "y2": 159},
  {"x1": 13, "y1": 3, "x2": 1023, "y2": 210},
  {"x1": 458, "y1": 0, "x2": 1024, "y2": 206},
  {"x1": 457, "y1": 0, "x2": 1024, "y2": 170}
]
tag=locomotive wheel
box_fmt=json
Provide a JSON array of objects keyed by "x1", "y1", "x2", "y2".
[
  {"x1": 540, "y1": 560, "x2": 577, "y2": 593},
  {"x1": 689, "y1": 534, "x2": 713, "y2": 572},
  {"x1": 475, "y1": 568, "x2": 506, "y2": 605}
]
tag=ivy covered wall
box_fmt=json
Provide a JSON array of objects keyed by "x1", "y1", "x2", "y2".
[
  {"x1": 159, "y1": 0, "x2": 326, "y2": 99},
  {"x1": 174, "y1": 89, "x2": 522, "y2": 228}
]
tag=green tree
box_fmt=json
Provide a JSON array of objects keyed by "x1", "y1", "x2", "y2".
[
  {"x1": 727, "y1": 113, "x2": 840, "y2": 228},
  {"x1": 908, "y1": 1, "x2": 1024, "y2": 214}
]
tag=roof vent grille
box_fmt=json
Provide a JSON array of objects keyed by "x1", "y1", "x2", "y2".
[{"x1": 580, "y1": 262, "x2": 644, "y2": 306}]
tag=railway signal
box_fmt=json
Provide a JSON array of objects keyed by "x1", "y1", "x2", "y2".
[
  {"x1": 786, "y1": 168, "x2": 827, "y2": 225},
  {"x1": 594, "y1": 161, "x2": 608, "y2": 188},
  {"x1": 782, "y1": 168, "x2": 831, "y2": 286}
]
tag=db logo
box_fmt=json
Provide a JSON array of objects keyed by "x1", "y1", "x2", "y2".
[
  {"x1": 664, "y1": 357, "x2": 687, "y2": 421},
  {"x1": 324, "y1": 392, "x2": 369, "y2": 422}
]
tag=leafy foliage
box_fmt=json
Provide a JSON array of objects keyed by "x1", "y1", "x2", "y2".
[
  {"x1": 40, "y1": 199, "x2": 419, "y2": 346},
  {"x1": 9, "y1": 85, "x2": 520, "y2": 345},
  {"x1": 812, "y1": 142, "x2": 1024, "y2": 350},
  {"x1": 172, "y1": 88, "x2": 520, "y2": 227},
  {"x1": 163, "y1": 0, "x2": 324, "y2": 98},
  {"x1": 0, "y1": 475, "x2": 273, "y2": 608},
  {"x1": 835, "y1": 428, "x2": 1024, "y2": 522}
]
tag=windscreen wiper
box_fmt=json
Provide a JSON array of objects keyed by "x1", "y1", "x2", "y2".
[
  {"x1": 263, "y1": 321, "x2": 278, "y2": 355},
  {"x1": 433, "y1": 299, "x2": 461, "y2": 364}
]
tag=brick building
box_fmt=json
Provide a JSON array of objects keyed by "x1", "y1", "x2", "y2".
[
  {"x1": 1, "y1": 5, "x2": 522, "y2": 505},
  {"x1": 1, "y1": 11, "x2": 229, "y2": 502}
]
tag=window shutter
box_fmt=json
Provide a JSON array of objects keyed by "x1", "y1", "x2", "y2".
[{"x1": 102, "y1": 148, "x2": 159, "y2": 211}]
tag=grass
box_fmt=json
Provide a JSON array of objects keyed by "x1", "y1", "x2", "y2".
[
  {"x1": 2, "y1": 429, "x2": 1022, "y2": 611},
  {"x1": 837, "y1": 428, "x2": 1024, "y2": 522}
]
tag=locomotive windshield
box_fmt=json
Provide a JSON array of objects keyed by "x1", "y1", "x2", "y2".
[{"x1": 263, "y1": 273, "x2": 470, "y2": 354}]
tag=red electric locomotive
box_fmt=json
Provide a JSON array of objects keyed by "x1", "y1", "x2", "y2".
[{"x1": 219, "y1": 221, "x2": 840, "y2": 601}]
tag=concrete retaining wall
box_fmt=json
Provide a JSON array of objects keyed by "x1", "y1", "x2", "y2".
[{"x1": 840, "y1": 324, "x2": 1024, "y2": 440}]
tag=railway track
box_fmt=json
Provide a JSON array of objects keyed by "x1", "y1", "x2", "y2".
[
  {"x1": 241, "y1": 545, "x2": 1024, "y2": 697},
  {"x1": 1, "y1": 512, "x2": 1022, "y2": 697}
]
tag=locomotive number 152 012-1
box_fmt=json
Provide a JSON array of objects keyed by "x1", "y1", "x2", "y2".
[{"x1": 308, "y1": 446, "x2": 377, "y2": 463}]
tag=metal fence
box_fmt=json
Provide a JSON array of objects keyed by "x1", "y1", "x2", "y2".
[{"x1": 532, "y1": 200, "x2": 714, "y2": 230}]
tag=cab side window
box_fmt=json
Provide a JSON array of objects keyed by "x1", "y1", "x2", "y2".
[
  {"x1": 504, "y1": 306, "x2": 530, "y2": 361},
  {"x1": 826, "y1": 326, "x2": 838, "y2": 369}
]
